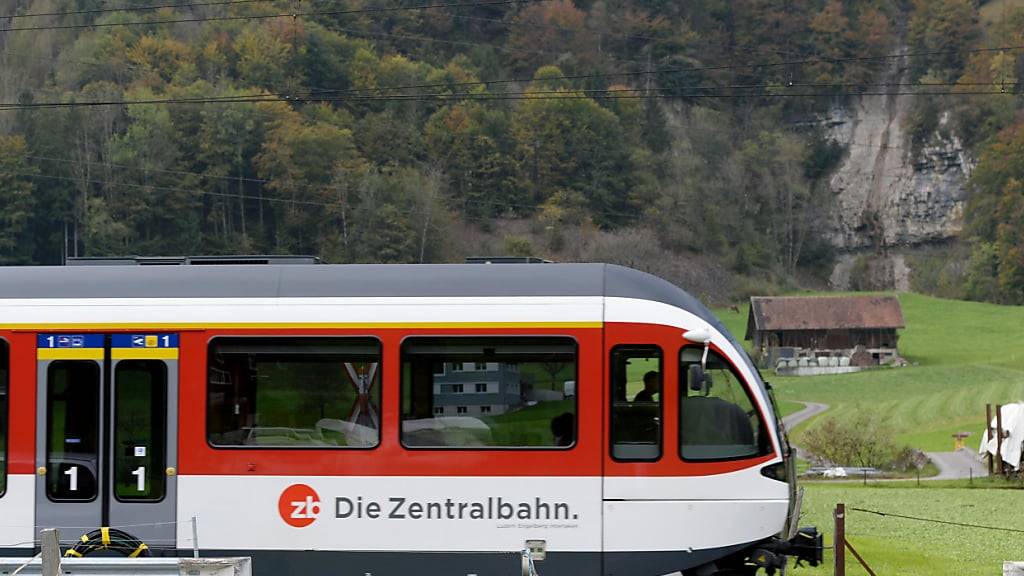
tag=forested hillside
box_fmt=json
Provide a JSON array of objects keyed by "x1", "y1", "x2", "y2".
[{"x1": 0, "y1": 0, "x2": 1021, "y2": 303}]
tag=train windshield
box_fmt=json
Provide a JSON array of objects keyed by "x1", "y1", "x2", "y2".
[
  {"x1": 679, "y1": 348, "x2": 770, "y2": 461},
  {"x1": 400, "y1": 337, "x2": 577, "y2": 449}
]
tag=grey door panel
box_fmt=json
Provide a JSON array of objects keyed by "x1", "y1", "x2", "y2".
[
  {"x1": 35, "y1": 333, "x2": 178, "y2": 553},
  {"x1": 108, "y1": 356, "x2": 178, "y2": 548}
]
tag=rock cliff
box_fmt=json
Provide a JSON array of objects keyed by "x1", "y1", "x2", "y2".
[
  {"x1": 826, "y1": 93, "x2": 973, "y2": 250},
  {"x1": 823, "y1": 60, "x2": 974, "y2": 289}
]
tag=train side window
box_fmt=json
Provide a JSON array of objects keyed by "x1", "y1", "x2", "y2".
[
  {"x1": 207, "y1": 337, "x2": 381, "y2": 448},
  {"x1": 400, "y1": 337, "x2": 577, "y2": 449},
  {"x1": 679, "y1": 348, "x2": 770, "y2": 461},
  {"x1": 0, "y1": 340, "x2": 7, "y2": 497},
  {"x1": 610, "y1": 346, "x2": 663, "y2": 461}
]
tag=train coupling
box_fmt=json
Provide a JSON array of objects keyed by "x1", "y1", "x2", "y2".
[{"x1": 750, "y1": 527, "x2": 824, "y2": 574}]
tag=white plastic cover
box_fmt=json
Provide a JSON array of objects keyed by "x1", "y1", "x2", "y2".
[{"x1": 979, "y1": 403, "x2": 1024, "y2": 470}]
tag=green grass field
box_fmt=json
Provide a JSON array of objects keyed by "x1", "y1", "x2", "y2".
[
  {"x1": 716, "y1": 293, "x2": 1024, "y2": 452},
  {"x1": 795, "y1": 481, "x2": 1024, "y2": 576},
  {"x1": 712, "y1": 294, "x2": 1024, "y2": 573}
]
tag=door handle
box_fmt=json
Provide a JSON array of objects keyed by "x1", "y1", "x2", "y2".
[{"x1": 37, "y1": 466, "x2": 47, "y2": 476}]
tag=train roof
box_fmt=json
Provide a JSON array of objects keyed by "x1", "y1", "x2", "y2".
[
  {"x1": 0, "y1": 263, "x2": 763, "y2": 387},
  {"x1": 0, "y1": 262, "x2": 696, "y2": 306}
]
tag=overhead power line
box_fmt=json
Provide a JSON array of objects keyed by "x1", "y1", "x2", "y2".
[
  {"x1": 0, "y1": 168, "x2": 636, "y2": 224},
  {"x1": 3, "y1": 0, "x2": 281, "y2": 19},
  {"x1": 0, "y1": 84, "x2": 1018, "y2": 110},
  {"x1": 0, "y1": 0, "x2": 551, "y2": 33},
  {"x1": 5, "y1": 40, "x2": 1020, "y2": 110},
  {"x1": 223, "y1": 41, "x2": 1024, "y2": 100}
]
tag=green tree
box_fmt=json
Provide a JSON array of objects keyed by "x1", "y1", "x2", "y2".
[
  {"x1": 909, "y1": 0, "x2": 980, "y2": 81},
  {"x1": 965, "y1": 122, "x2": 1024, "y2": 303},
  {"x1": 511, "y1": 68, "x2": 635, "y2": 226},
  {"x1": 255, "y1": 103, "x2": 362, "y2": 254},
  {"x1": 0, "y1": 136, "x2": 37, "y2": 264}
]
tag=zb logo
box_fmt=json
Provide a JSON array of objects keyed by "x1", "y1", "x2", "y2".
[{"x1": 278, "y1": 484, "x2": 321, "y2": 528}]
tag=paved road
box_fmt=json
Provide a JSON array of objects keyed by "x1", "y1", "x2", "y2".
[
  {"x1": 782, "y1": 401, "x2": 829, "y2": 432},
  {"x1": 781, "y1": 402, "x2": 829, "y2": 462},
  {"x1": 925, "y1": 448, "x2": 989, "y2": 480},
  {"x1": 782, "y1": 401, "x2": 989, "y2": 481}
]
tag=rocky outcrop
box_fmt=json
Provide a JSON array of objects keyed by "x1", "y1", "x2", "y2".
[{"x1": 824, "y1": 69, "x2": 974, "y2": 252}]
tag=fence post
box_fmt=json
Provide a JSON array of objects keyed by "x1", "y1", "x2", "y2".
[
  {"x1": 987, "y1": 404, "x2": 994, "y2": 474},
  {"x1": 997, "y1": 404, "x2": 1004, "y2": 475},
  {"x1": 40, "y1": 529, "x2": 61, "y2": 576},
  {"x1": 834, "y1": 503, "x2": 845, "y2": 576}
]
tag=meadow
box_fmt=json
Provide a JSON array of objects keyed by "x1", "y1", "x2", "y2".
[
  {"x1": 711, "y1": 293, "x2": 1024, "y2": 572},
  {"x1": 796, "y1": 480, "x2": 1024, "y2": 575},
  {"x1": 716, "y1": 293, "x2": 1024, "y2": 452}
]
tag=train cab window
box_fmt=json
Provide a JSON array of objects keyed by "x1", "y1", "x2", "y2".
[
  {"x1": 679, "y1": 348, "x2": 770, "y2": 461},
  {"x1": 47, "y1": 361, "x2": 102, "y2": 501},
  {"x1": 0, "y1": 340, "x2": 7, "y2": 497},
  {"x1": 400, "y1": 337, "x2": 577, "y2": 449},
  {"x1": 610, "y1": 346, "x2": 663, "y2": 461},
  {"x1": 207, "y1": 337, "x2": 381, "y2": 448}
]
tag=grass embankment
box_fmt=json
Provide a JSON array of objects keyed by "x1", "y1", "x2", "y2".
[
  {"x1": 796, "y1": 481, "x2": 1024, "y2": 576},
  {"x1": 716, "y1": 293, "x2": 1024, "y2": 452}
]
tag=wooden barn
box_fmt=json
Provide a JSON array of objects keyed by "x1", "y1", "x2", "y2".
[{"x1": 745, "y1": 295, "x2": 905, "y2": 371}]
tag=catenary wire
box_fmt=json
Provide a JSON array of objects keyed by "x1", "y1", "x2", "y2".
[
  {"x1": 4, "y1": 0, "x2": 285, "y2": 19},
  {"x1": 0, "y1": 167, "x2": 644, "y2": 222},
  {"x1": 0, "y1": 86, "x2": 1019, "y2": 110},
  {"x1": 0, "y1": 0, "x2": 551, "y2": 33}
]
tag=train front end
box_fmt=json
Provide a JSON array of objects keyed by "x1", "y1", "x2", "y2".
[
  {"x1": 603, "y1": 267, "x2": 826, "y2": 576},
  {"x1": 679, "y1": 324, "x2": 824, "y2": 575}
]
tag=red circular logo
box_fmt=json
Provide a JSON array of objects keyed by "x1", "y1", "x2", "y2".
[{"x1": 278, "y1": 484, "x2": 321, "y2": 528}]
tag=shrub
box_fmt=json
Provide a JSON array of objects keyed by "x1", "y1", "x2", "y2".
[{"x1": 802, "y1": 412, "x2": 898, "y2": 469}]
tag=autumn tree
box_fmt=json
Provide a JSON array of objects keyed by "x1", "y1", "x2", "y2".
[
  {"x1": 965, "y1": 121, "x2": 1024, "y2": 302},
  {"x1": 909, "y1": 0, "x2": 980, "y2": 81}
]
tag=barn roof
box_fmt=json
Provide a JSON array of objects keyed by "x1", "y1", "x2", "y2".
[{"x1": 746, "y1": 295, "x2": 905, "y2": 337}]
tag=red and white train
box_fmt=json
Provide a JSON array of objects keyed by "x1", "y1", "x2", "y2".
[{"x1": 0, "y1": 262, "x2": 821, "y2": 575}]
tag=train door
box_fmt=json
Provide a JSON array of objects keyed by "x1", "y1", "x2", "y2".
[
  {"x1": 35, "y1": 333, "x2": 179, "y2": 550},
  {"x1": 602, "y1": 328, "x2": 681, "y2": 575}
]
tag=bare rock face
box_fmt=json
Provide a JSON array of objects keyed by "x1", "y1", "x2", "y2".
[{"x1": 825, "y1": 88, "x2": 974, "y2": 251}]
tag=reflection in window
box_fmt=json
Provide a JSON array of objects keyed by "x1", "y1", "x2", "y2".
[
  {"x1": 0, "y1": 341, "x2": 7, "y2": 496},
  {"x1": 47, "y1": 361, "x2": 101, "y2": 501},
  {"x1": 114, "y1": 361, "x2": 166, "y2": 501},
  {"x1": 401, "y1": 337, "x2": 577, "y2": 448},
  {"x1": 610, "y1": 346, "x2": 662, "y2": 461},
  {"x1": 207, "y1": 338, "x2": 381, "y2": 448},
  {"x1": 679, "y1": 348, "x2": 769, "y2": 461}
]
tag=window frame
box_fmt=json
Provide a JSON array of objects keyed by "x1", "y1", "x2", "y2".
[
  {"x1": 609, "y1": 344, "x2": 664, "y2": 463},
  {"x1": 205, "y1": 335, "x2": 384, "y2": 451},
  {"x1": 678, "y1": 345, "x2": 772, "y2": 463},
  {"x1": 0, "y1": 338, "x2": 8, "y2": 499},
  {"x1": 398, "y1": 335, "x2": 580, "y2": 451}
]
